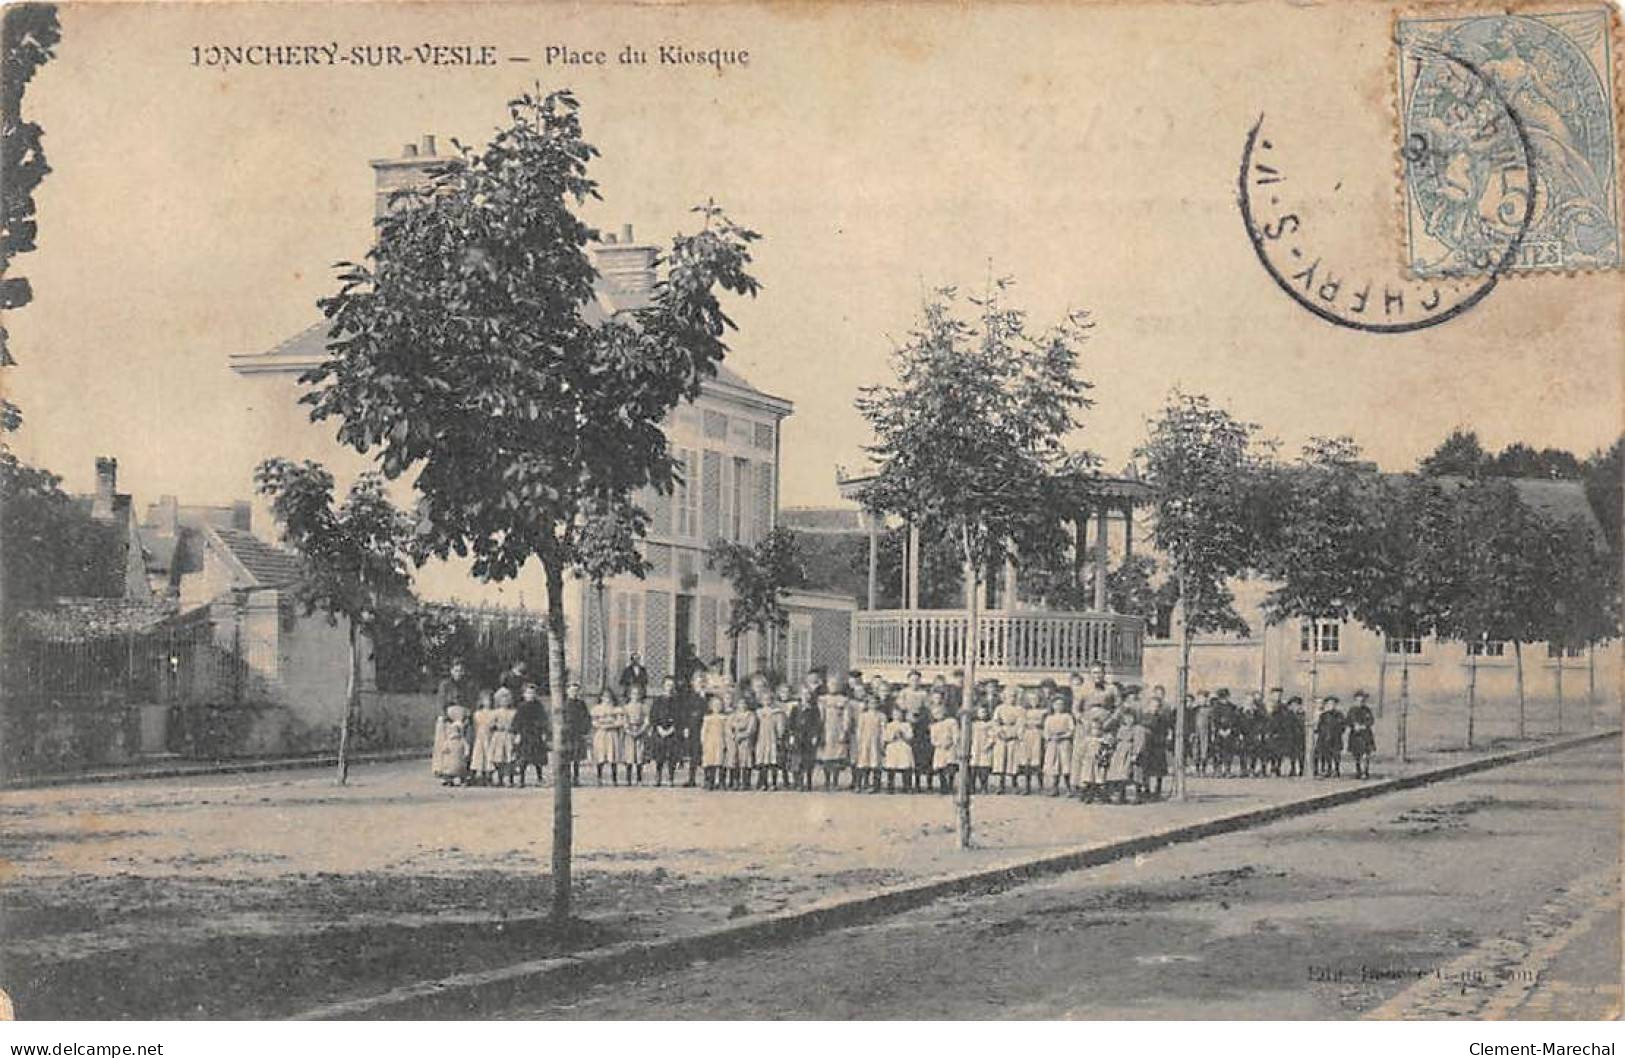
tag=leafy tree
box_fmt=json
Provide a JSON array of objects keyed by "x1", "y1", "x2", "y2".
[
  {"x1": 1448, "y1": 478, "x2": 1552, "y2": 741},
  {"x1": 1136, "y1": 391, "x2": 1266, "y2": 798},
  {"x1": 1258, "y1": 436, "x2": 1375, "y2": 729},
  {"x1": 1, "y1": 2, "x2": 59, "y2": 371},
  {"x1": 1351, "y1": 475, "x2": 1460, "y2": 760},
  {"x1": 0, "y1": 448, "x2": 122, "y2": 615},
  {"x1": 301, "y1": 87, "x2": 760, "y2": 919},
  {"x1": 1108, "y1": 555, "x2": 1179, "y2": 635},
  {"x1": 1418, "y1": 428, "x2": 1490, "y2": 478},
  {"x1": 572, "y1": 497, "x2": 650, "y2": 693},
  {"x1": 1540, "y1": 512, "x2": 1618, "y2": 733},
  {"x1": 255, "y1": 459, "x2": 414, "y2": 784},
  {"x1": 708, "y1": 526, "x2": 805, "y2": 677},
  {"x1": 1581, "y1": 438, "x2": 1623, "y2": 562},
  {"x1": 856, "y1": 280, "x2": 1096, "y2": 846}
]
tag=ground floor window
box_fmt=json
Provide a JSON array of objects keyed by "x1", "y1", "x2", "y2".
[
  {"x1": 1384, "y1": 634, "x2": 1423, "y2": 656},
  {"x1": 612, "y1": 592, "x2": 644, "y2": 677},
  {"x1": 787, "y1": 614, "x2": 813, "y2": 685},
  {"x1": 1546, "y1": 643, "x2": 1585, "y2": 659},
  {"x1": 1299, "y1": 620, "x2": 1341, "y2": 655},
  {"x1": 1467, "y1": 639, "x2": 1506, "y2": 657}
]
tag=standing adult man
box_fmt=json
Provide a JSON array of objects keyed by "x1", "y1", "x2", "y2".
[{"x1": 619, "y1": 652, "x2": 649, "y2": 701}]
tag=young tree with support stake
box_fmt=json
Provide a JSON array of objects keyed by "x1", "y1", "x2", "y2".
[
  {"x1": 1450, "y1": 479, "x2": 1549, "y2": 742},
  {"x1": 856, "y1": 280, "x2": 1096, "y2": 848},
  {"x1": 1539, "y1": 513, "x2": 1618, "y2": 735},
  {"x1": 1255, "y1": 437, "x2": 1377, "y2": 769},
  {"x1": 254, "y1": 460, "x2": 414, "y2": 785},
  {"x1": 1136, "y1": 391, "x2": 1262, "y2": 801},
  {"x1": 300, "y1": 87, "x2": 760, "y2": 921},
  {"x1": 709, "y1": 527, "x2": 805, "y2": 677},
  {"x1": 1350, "y1": 474, "x2": 1458, "y2": 762}
]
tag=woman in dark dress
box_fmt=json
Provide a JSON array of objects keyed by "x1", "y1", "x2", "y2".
[
  {"x1": 1345, "y1": 690, "x2": 1377, "y2": 779},
  {"x1": 909, "y1": 698, "x2": 936, "y2": 792}
]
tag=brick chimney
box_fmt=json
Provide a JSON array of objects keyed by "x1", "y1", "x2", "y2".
[
  {"x1": 91, "y1": 457, "x2": 118, "y2": 521},
  {"x1": 370, "y1": 134, "x2": 455, "y2": 220},
  {"x1": 591, "y1": 223, "x2": 658, "y2": 307}
]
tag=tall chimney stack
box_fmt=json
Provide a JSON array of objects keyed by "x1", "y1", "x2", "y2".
[
  {"x1": 91, "y1": 457, "x2": 118, "y2": 521},
  {"x1": 370, "y1": 134, "x2": 455, "y2": 220},
  {"x1": 591, "y1": 222, "x2": 658, "y2": 307}
]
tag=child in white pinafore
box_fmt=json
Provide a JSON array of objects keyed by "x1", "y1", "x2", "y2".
[
  {"x1": 929, "y1": 700, "x2": 959, "y2": 795},
  {"x1": 699, "y1": 694, "x2": 727, "y2": 790},
  {"x1": 881, "y1": 707, "x2": 914, "y2": 793},
  {"x1": 1042, "y1": 694, "x2": 1075, "y2": 797},
  {"x1": 468, "y1": 690, "x2": 497, "y2": 785},
  {"x1": 486, "y1": 688, "x2": 519, "y2": 787},
  {"x1": 970, "y1": 702, "x2": 994, "y2": 793},
  {"x1": 432, "y1": 705, "x2": 472, "y2": 785}
]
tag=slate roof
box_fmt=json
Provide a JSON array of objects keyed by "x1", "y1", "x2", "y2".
[
  {"x1": 210, "y1": 526, "x2": 306, "y2": 588},
  {"x1": 251, "y1": 319, "x2": 767, "y2": 396}
]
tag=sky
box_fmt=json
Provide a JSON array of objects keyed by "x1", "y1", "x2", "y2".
[{"x1": 7, "y1": 0, "x2": 1621, "y2": 515}]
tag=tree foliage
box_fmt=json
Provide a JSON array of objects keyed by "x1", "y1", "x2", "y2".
[
  {"x1": 0, "y1": 449, "x2": 121, "y2": 613},
  {"x1": 709, "y1": 526, "x2": 805, "y2": 647},
  {"x1": 1, "y1": 2, "x2": 59, "y2": 368},
  {"x1": 1258, "y1": 436, "x2": 1376, "y2": 628},
  {"x1": 1135, "y1": 391, "x2": 1264, "y2": 637},
  {"x1": 254, "y1": 459, "x2": 416, "y2": 628},
  {"x1": 855, "y1": 280, "x2": 1097, "y2": 580},
  {"x1": 303, "y1": 87, "x2": 760, "y2": 587}
]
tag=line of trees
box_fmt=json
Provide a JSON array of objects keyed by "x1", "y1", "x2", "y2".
[{"x1": 1140, "y1": 415, "x2": 1619, "y2": 765}]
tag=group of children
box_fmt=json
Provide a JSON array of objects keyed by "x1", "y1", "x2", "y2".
[
  {"x1": 430, "y1": 662, "x2": 551, "y2": 787},
  {"x1": 1178, "y1": 687, "x2": 1378, "y2": 780},
  {"x1": 429, "y1": 658, "x2": 1380, "y2": 798}
]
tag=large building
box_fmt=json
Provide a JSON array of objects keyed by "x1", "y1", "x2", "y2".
[{"x1": 226, "y1": 135, "x2": 854, "y2": 695}]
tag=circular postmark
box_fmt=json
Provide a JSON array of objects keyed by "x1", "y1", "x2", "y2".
[{"x1": 1238, "y1": 51, "x2": 1534, "y2": 333}]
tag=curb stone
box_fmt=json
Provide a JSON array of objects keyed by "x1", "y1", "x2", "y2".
[
  {"x1": 293, "y1": 728, "x2": 1620, "y2": 1020},
  {"x1": 1, "y1": 749, "x2": 429, "y2": 791}
]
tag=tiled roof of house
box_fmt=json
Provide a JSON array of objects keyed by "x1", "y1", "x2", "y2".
[{"x1": 211, "y1": 527, "x2": 306, "y2": 588}]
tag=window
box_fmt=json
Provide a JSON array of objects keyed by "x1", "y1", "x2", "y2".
[
  {"x1": 1299, "y1": 620, "x2": 1341, "y2": 655},
  {"x1": 788, "y1": 614, "x2": 813, "y2": 685},
  {"x1": 731, "y1": 457, "x2": 749, "y2": 543},
  {"x1": 703, "y1": 409, "x2": 729, "y2": 440},
  {"x1": 753, "y1": 422, "x2": 775, "y2": 450},
  {"x1": 1467, "y1": 640, "x2": 1505, "y2": 657},
  {"x1": 675, "y1": 448, "x2": 699, "y2": 539},
  {"x1": 1385, "y1": 635, "x2": 1423, "y2": 656},
  {"x1": 612, "y1": 592, "x2": 643, "y2": 671},
  {"x1": 1546, "y1": 643, "x2": 1585, "y2": 659}
]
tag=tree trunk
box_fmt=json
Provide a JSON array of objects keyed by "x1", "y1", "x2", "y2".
[
  {"x1": 1175, "y1": 571, "x2": 1190, "y2": 801},
  {"x1": 545, "y1": 559, "x2": 575, "y2": 923},
  {"x1": 1398, "y1": 651, "x2": 1410, "y2": 763},
  {"x1": 1554, "y1": 647, "x2": 1563, "y2": 735},
  {"x1": 596, "y1": 582, "x2": 610, "y2": 697},
  {"x1": 1514, "y1": 640, "x2": 1526, "y2": 740},
  {"x1": 1588, "y1": 645, "x2": 1596, "y2": 730},
  {"x1": 1376, "y1": 650, "x2": 1388, "y2": 718},
  {"x1": 336, "y1": 621, "x2": 359, "y2": 786},
  {"x1": 1466, "y1": 651, "x2": 1477, "y2": 750},
  {"x1": 955, "y1": 540, "x2": 977, "y2": 850}
]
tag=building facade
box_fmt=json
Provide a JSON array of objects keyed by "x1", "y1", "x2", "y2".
[{"x1": 226, "y1": 135, "x2": 855, "y2": 694}]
